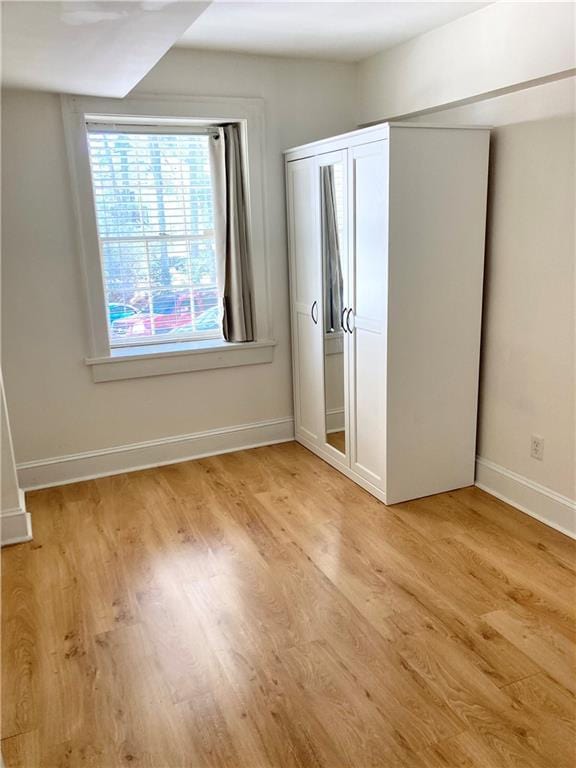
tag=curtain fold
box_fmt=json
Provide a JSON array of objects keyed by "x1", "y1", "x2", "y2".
[
  {"x1": 321, "y1": 165, "x2": 343, "y2": 334},
  {"x1": 209, "y1": 124, "x2": 255, "y2": 342}
]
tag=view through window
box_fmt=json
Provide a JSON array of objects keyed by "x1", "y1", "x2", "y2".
[{"x1": 87, "y1": 127, "x2": 220, "y2": 347}]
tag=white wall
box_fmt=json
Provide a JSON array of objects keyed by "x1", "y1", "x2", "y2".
[
  {"x1": 412, "y1": 88, "x2": 575, "y2": 500},
  {"x1": 478, "y1": 114, "x2": 574, "y2": 499},
  {"x1": 358, "y1": 1, "x2": 575, "y2": 124},
  {"x1": 1, "y1": 49, "x2": 357, "y2": 479}
]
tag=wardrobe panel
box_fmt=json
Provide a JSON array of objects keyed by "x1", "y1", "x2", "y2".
[
  {"x1": 286, "y1": 158, "x2": 324, "y2": 446},
  {"x1": 291, "y1": 162, "x2": 319, "y2": 307},
  {"x1": 295, "y1": 311, "x2": 322, "y2": 440},
  {"x1": 386, "y1": 127, "x2": 489, "y2": 503},
  {"x1": 354, "y1": 164, "x2": 387, "y2": 322},
  {"x1": 353, "y1": 330, "x2": 383, "y2": 481},
  {"x1": 348, "y1": 140, "x2": 389, "y2": 487}
]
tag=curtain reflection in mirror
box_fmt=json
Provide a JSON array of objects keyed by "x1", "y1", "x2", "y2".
[{"x1": 321, "y1": 165, "x2": 343, "y2": 334}]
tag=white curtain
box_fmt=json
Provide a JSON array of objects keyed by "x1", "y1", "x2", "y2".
[{"x1": 209, "y1": 125, "x2": 255, "y2": 342}]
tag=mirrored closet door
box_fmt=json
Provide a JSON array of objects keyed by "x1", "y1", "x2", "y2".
[{"x1": 319, "y1": 152, "x2": 348, "y2": 462}]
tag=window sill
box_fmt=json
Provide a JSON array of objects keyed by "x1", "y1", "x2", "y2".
[{"x1": 85, "y1": 339, "x2": 276, "y2": 382}]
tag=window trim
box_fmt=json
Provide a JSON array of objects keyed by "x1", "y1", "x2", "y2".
[
  {"x1": 85, "y1": 339, "x2": 276, "y2": 382},
  {"x1": 62, "y1": 93, "x2": 274, "y2": 379}
]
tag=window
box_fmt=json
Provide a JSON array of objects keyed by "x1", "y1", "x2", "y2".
[
  {"x1": 63, "y1": 95, "x2": 274, "y2": 382},
  {"x1": 86, "y1": 126, "x2": 220, "y2": 347}
]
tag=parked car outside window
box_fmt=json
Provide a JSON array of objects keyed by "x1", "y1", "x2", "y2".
[{"x1": 107, "y1": 303, "x2": 140, "y2": 324}]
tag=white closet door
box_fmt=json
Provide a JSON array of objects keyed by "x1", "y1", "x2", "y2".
[
  {"x1": 286, "y1": 157, "x2": 324, "y2": 447},
  {"x1": 348, "y1": 140, "x2": 388, "y2": 490}
]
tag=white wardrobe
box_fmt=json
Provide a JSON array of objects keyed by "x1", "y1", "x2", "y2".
[{"x1": 285, "y1": 123, "x2": 490, "y2": 505}]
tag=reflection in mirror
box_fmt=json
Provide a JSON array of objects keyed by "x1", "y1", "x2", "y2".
[{"x1": 321, "y1": 163, "x2": 346, "y2": 456}]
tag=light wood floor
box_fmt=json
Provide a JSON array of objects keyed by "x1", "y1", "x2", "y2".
[{"x1": 2, "y1": 442, "x2": 575, "y2": 768}]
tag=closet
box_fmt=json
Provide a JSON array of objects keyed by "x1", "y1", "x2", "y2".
[{"x1": 285, "y1": 123, "x2": 490, "y2": 505}]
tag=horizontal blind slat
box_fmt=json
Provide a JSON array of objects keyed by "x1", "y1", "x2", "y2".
[{"x1": 87, "y1": 126, "x2": 220, "y2": 346}]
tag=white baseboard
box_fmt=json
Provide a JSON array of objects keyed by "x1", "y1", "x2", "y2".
[
  {"x1": 1, "y1": 489, "x2": 33, "y2": 546},
  {"x1": 17, "y1": 427, "x2": 574, "y2": 542},
  {"x1": 475, "y1": 456, "x2": 576, "y2": 540},
  {"x1": 17, "y1": 417, "x2": 295, "y2": 490}
]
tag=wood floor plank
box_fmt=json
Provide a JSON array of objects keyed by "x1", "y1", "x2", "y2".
[
  {"x1": 435, "y1": 535, "x2": 576, "y2": 643},
  {"x1": 417, "y1": 728, "x2": 543, "y2": 768},
  {"x1": 501, "y1": 674, "x2": 576, "y2": 768},
  {"x1": 278, "y1": 638, "x2": 428, "y2": 767},
  {"x1": 503, "y1": 672, "x2": 575, "y2": 722},
  {"x1": 397, "y1": 631, "x2": 552, "y2": 767},
  {"x1": 484, "y1": 607, "x2": 576, "y2": 694},
  {"x1": 183, "y1": 583, "x2": 347, "y2": 768},
  {"x1": 454, "y1": 486, "x2": 576, "y2": 574},
  {"x1": 2, "y1": 441, "x2": 575, "y2": 767},
  {"x1": 89, "y1": 623, "x2": 191, "y2": 767},
  {"x1": 0, "y1": 731, "x2": 39, "y2": 768},
  {"x1": 1, "y1": 544, "x2": 38, "y2": 739},
  {"x1": 454, "y1": 526, "x2": 575, "y2": 594}
]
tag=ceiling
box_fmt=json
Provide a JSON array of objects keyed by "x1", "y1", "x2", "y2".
[
  {"x1": 1, "y1": 1, "x2": 211, "y2": 97},
  {"x1": 1, "y1": 1, "x2": 492, "y2": 97},
  {"x1": 176, "y1": 1, "x2": 491, "y2": 63}
]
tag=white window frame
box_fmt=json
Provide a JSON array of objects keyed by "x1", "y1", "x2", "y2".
[{"x1": 62, "y1": 93, "x2": 275, "y2": 382}]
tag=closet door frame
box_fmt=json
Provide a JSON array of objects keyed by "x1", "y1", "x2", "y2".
[
  {"x1": 347, "y1": 139, "x2": 389, "y2": 491},
  {"x1": 317, "y1": 149, "x2": 350, "y2": 468}
]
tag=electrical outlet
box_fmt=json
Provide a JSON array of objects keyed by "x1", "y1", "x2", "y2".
[{"x1": 531, "y1": 434, "x2": 544, "y2": 461}]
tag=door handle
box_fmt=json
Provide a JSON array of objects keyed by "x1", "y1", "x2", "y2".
[
  {"x1": 346, "y1": 308, "x2": 355, "y2": 333},
  {"x1": 341, "y1": 307, "x2": 348, "y2": 332},
  {"x1": 311, "y1": 300, "x2": 319, "y2": 325}
]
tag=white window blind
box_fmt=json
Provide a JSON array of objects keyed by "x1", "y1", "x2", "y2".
[{"x1": 86, "y1": 127, "x2": 220, "y2": 348}]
